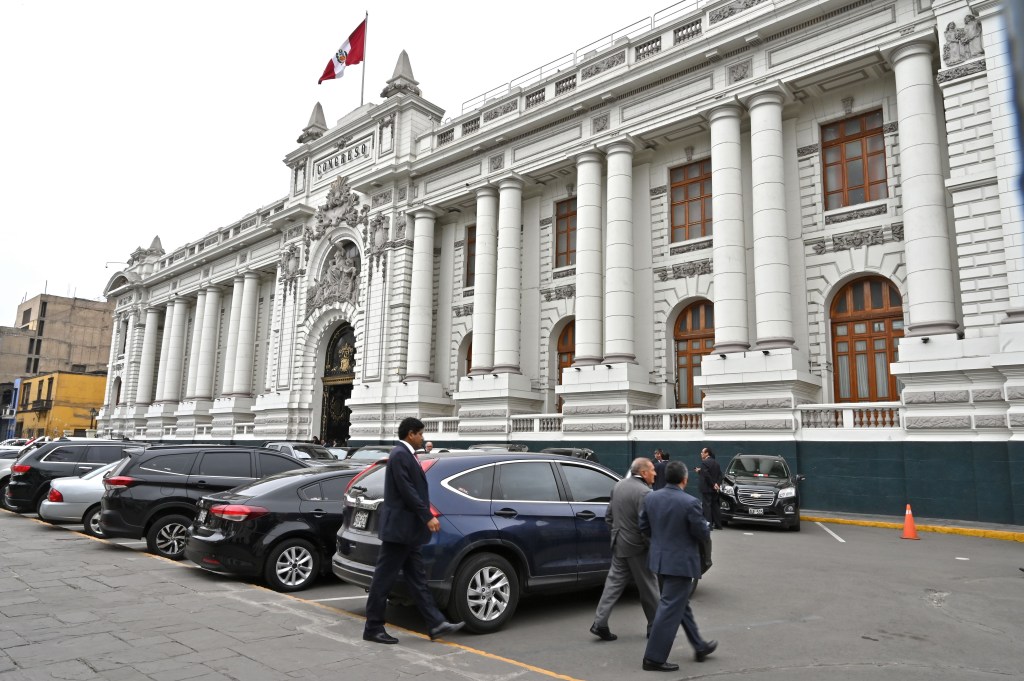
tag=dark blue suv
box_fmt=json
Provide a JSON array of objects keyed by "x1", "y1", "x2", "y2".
[{"x1": 332, "y1": 450, "x2": 620, "y2": 633}]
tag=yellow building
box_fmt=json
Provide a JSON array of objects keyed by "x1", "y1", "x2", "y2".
[{"x1": 15, "y1": 372, "x2": 106, "y2": 439}]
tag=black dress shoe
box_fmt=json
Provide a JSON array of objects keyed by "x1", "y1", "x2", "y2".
[
  {"x1": 429, "y1": 621, "x2": 464, "y2": 641},
  {"x1": 363, "y1": 630, "x2": 399, "y2": 645},
  {"x1": 695, "y1": 640, "x2": 718, "y2": 662},
  {"x1": 590, "y1": 623, "x2": 617, "y2": 641},
  {"x1": 642, "y1": 658, "x2": 679, "y2": 672}
]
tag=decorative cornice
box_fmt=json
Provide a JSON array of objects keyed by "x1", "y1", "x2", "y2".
[
  {"x1": 670, "y1": 240, "x2": 713, "y2": 256},
  {"x1": 655, "y1": 259, "x2": 712, "y2": 281},
  {"x1": 553, "y1": 267, "x2": 576, "y2": 279},
  {"x1": 937, "y1": 59, "x2": 986, "y2": 83},
  {"x1": 483, "y1": 99, "x2": 518, "y2": 123},
  {"x1": 807, "y1": 223, "x2": 903, "y2": 255},
  {"x1": 824, "y1": 204, "x2": 887, "y2": 225},
  {"x1": 710, "y1": 0, "x2": 767, "y2": 25},
  {"x1": 581, "y1": 51, "x2": 625, "y2": 81}
]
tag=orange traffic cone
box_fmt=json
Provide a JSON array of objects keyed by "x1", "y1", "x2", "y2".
[{"x1": 901, "y1": 504, "x2": 920, "y2": 540}]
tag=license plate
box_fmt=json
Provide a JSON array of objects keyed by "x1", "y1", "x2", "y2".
[
  {"x1": 748, "y1": 508, "x2": 764, "y2": 515},
  {"x1": 197, "y1": 510, "x2": 207, "y2": 525},
  {"x1": 352, "y1": 510, "x2": 369, "y2": 530}
]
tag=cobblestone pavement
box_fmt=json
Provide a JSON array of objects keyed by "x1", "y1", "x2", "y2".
[{"x1": 0, "y1": 511, "x2": 561, "y2": 681}]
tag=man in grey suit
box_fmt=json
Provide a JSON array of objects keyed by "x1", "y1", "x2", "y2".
[
  {"x1": 590, "y1": 458, "x2": 660, "y2": 641},
  {"x1": 640, "y1": 461, "x2": 717, "y2": 672}
]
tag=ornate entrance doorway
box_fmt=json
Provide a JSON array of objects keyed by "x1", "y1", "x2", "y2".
[{"x1": 321, "y1": 324, "x2": 356, "y2": 444}]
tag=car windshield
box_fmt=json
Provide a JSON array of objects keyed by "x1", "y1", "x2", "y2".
[
  {"x1": 348, "y1": 447, "x2": 391, "y2": 461},
  {"x1": 82, "y1": 460, "x2": 122, "y2": 480},
  {"x1": 728, "y1": 456, "x2": 790, "y2": 479},
  {"x1": 292, "y1": 444, "x2": 334, "y2": 460}
]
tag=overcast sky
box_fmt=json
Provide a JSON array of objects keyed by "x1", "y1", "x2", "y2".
[{"x1": 0, "y1": 0, "x2": 684, "y2": 325}]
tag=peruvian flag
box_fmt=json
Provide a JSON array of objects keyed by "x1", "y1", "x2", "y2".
[{"x1": 318, "y1": 19, "x2": 367, "y2": 84}]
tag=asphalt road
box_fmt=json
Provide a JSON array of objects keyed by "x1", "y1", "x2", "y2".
[{"x1": 20, "y1": 515, "x2": 1024, "y2": 680}]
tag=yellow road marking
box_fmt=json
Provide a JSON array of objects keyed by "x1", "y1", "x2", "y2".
[{"x1": 803, "y1": 515, "x2": 1024, "y2": 543}]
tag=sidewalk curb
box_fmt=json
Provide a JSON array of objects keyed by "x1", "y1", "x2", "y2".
[{"x1": 802, "y1": 515, "x2": 1024, "y2": 542}]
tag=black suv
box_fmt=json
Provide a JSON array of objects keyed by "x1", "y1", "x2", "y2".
[
  {"x1": 718, "y1": 453, "x2": 805, "y2": 531},
  {"x1": 100, "y1": 446, "x2": 313, "y2": 559},
  {"x1": 4, "y1": 440, "x2": 146, "y2": 514}
]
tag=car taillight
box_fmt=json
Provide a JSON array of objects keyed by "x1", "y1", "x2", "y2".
[
  {"x1": 103, "y1": 476, "x2": 138, "y2": 490},
  {"x1": 430, "y1": 504, "x2": 441, "y2": 518},
  {"x1": 209, "y1": 505, "x2": 269, "y2": 522},
  {"x1": 420, "y1": 458, "x2": 438, "y2": 473},
  {"x1": 346, "y1": 462, "x2": 383, "y2": 493},
  {"x1": 11, "y1": 464, "x2": 31, "y2": 474},
  {"x1": 47, "y1": 488, "x2": 63, "y2": 502}
]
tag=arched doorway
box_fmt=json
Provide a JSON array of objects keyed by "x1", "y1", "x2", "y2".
[
  {"x1": 321, "y1": 323, "x2": 357, "y2": 444},
  {"x1": 556, "y1": 321, "x2": 575, "y2": 413},
  {"x1": 830, "y1": 276, "x2": 904, "y2": 402},
  {"x1": 674, "y1": 300, "x2": 714, "y2": 408}
]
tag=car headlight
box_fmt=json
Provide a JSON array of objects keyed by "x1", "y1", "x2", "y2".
[
  {"x1": 720, "y1": 484, "x2": 734, "y2": 496},
  {"x1": 778, "y1": 486, "x2": 796, "y2": 499}
]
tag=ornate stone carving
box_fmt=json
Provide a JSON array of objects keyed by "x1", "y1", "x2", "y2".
[
  {"x1": 905, "y1": 416, "x2": 972, "y2": 429},
  {"x1": 705, "y1": 419, "x2": 792, "y2": 430},
  {"x1": 539, "y1": 217, "x2": 553, "y2": 226},
  {"x1": 395, "y1": 214, "x2": 407, "y2": 240},
  {"x1": 797, "y1": 144, "x2": 819, "y2": 158},
  {"x1": 891, "y1": 223, "x2": 904, "y2": 241},
  {"x1": 824, "y1": 204, "x2": 887, "y2": 225},
  {"x1": 655, "y1": 259, "x2": 713, "y2": 281},
  {"x1": 842, "y1": 96, "x2": 854, "y2": 115},
  {"x1": 363, "y1": 212, "x2": 390, "y2": 276},
  {"x1": 685, "y1": 146, "x2": 694, "y2": 162},
  {"x1": 670, "y1": 240, "x2": 712, "y2": 256},
  {"x1": 971, "y1": 388, "x2": 1003, "y2": 402},
  {"x1": 378, "y1": 113, "x2": 396, "y2": 154},
  {"x1": 541, "y1": 285, "x2": 575, "y2": 302},
  {"x1": 371, "y1": 189, "x2": 393, "y2": 209},
  {"x1": 592, "y1": 113, "x2": 610, "y2": 134},
  {"x1": 397, "y1": 186, "x2": 407, "y2": 202},
  {"x1": 650, "y1": 186, "x2": 668, "y2": 197},
  {"x1": 562, "y1": 405, "x2": 627, "y2": 415},
  {"x1": 279, "y1": 243, "x2": 305, "y2": 293},
  {"x1": 942, "y1": 15, "x2": 984, "y2": 67},
  {"x1": 489, "y1": 153, "x2": 505, "y2": 172},
  {"x1": 728, "y1": 60, "x2": 751, "y2": 83},
  {"x1": 710, "y1": 0, "x2": 767, "y2": 24},
  {"x1": 305, "y1": 176, "x2": 370, "y2": 262},
  {"x1": 833, "y1": 228, "x2": 884, "y2": 251},
  {"x1": 553, "y1": 268, "x2": 576, "y2": 279},
  {"x1": 483, "y1": 99, "x2": 518, "y2": 123},
  {"x1": 305, "y1": 245, "x2": 361, "y2": 317},
  {"x1": 453, "y1": 303, "x2": 474, "y2": 317},
  {"x1": 460, "y1": 409, "x2": 509, "y2": 419},
  {"x1": 564, "y1": 423, "x2": 628, "y2": 432},
  {"x1": 581, "y1": 51, "x2": 625, "y2": 80},
  {"x1": 936, "y1": 59, "x2": 987, "y2": 83},
  {"x1": 459, "y1": 424, "x2": 508, "y2": 433},
  {"x1": 882, "y1": 122, "x2": 899, "y2": 134}
]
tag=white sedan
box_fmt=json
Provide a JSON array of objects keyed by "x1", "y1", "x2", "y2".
[{"x1": 38, "y1": 460, "x2": 121, "y2": 537}]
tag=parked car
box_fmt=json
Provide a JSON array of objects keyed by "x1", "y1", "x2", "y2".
[
  {"x1": 0, "y1": 438, "x2": 29, "y2": 449},
  {"x1": 263, "y1": 441, "x2": 339, "y2": 463},
  {"x1": 38, "y1": 460, "x2": 123, "y2": 536},
  {"x1": 468, "y1": 443, "x2": 530, "y2": 452},
  {"x1": 185, "y1": 463, "x2": 368, "y2": 592},
  {"x1": 327, "y1": 446, "x2": 359, "y2": 460},
  {"x1": 4, "y1": 440, "x2": 146, "y2": 514},
  {"x1": 342, "y1": 444, "x2": 393, "y2": 462},
  {"x1": 333, "y1": 451, "x2": 622, "y2": 633},
  {"x1": 99, "y1": 446, "x2": 315, "y2": 559},
  {"x1": 539, "y1": 447, "x2": 598, "y2": 462},
  {"x1": 718, "y1": 453, "x2": 805, "y2": 531}
]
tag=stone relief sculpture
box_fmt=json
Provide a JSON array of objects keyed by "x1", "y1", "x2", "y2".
[
  {"x1": 306, "y1": 245, "x2": 361, "y2": 316},
  {"x1": 943, "y1": 15, "x2": 984, "y2": 66},
  {"x1": 304, "y1": 176, "x2": 370, "y2": 263}
]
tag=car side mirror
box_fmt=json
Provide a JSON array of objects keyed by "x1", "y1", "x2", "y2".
[{"x1": 796, "y1": 474, "x2": 806, "y2": 483}]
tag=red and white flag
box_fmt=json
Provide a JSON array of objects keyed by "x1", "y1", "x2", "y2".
[{"x1": 318, "y1": 19, "x2": 366, "y2": 84}]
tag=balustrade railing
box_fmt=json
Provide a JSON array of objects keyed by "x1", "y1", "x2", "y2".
[
  {"x1": 423, "y1": 417, "x2": 459, "y2": 434},
  {"x1": 631, "y1": 409, "x2": 703, "y2": 430},
  {"x1": 511, "y1": 414, "x2": 563, "y2": 433},
  {"x1": 798, "y1": 403, "x2": 902, "y2": 429}
]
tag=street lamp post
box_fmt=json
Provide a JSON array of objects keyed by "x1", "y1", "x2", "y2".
[{"x1": 88, "y1": 408, "x2": 98, "y2": 432}]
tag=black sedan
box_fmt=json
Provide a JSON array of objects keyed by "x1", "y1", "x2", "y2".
[{"x1": 184, "y1": 464, "x2": 367, "y2": 592}]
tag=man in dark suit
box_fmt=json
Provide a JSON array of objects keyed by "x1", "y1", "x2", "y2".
[
  {"x1": 639, "y1": 461, "x2": 717, "y2": 672},
  {"x1": 652, "y1": 449, "x2": 669, "y2": 491},
  {"x1": 696, "y1": 447, "x2": 724, "y2": 529},
  {"x1": 590, "y1": 458, "x2": 660, "y2": 641},
  {"x1": 362, "y1": 417, "x2": 464, "y2": 645}
]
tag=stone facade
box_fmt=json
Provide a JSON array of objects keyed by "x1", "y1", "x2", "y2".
[{"x1": 98, "y1": 0, "x2": 1020, "y2": 453}]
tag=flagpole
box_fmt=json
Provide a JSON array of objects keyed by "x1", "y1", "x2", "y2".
[{"x1": 360, "y1": 11, "x2": 368, "y2": 107}]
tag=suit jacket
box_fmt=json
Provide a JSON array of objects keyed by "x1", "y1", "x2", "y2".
[
  {"x1": 652, "y1": 460, "x2": 668, "y2": 491},
  {"x1": 699, "y1": 457, "x2": 723, "y2": 495},
  {"x1": 606, "y1": 475, "x2": 652, "y2": 558},
  {"x1": 378, "y1": 442, "x2": 433, "y2": 545},
  {"x1": 639, "y1": 485, "x2": 710, "y2": 578}
]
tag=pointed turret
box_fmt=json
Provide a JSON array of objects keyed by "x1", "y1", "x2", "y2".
[
  {"x1": 380, "y1": 50, "x2": 421, "y2": 98},
  {"x1": 297, "y1": 102, "x2": 328, "y2": 143},
  {"x1": 148, "y1": 236, "x2": 164, "y2": 255}
]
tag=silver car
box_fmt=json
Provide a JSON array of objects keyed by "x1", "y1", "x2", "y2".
[{"x1": 38, "y1": 460, "x2": 121, "y2": 537}]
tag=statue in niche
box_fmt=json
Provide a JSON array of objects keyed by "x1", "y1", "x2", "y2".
[{"x1": 306, "y1": 246, "x2": 361, "y2": 317}]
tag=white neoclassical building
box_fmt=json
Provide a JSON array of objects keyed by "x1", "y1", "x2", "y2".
[{"x1": 101, "y1": 0, "x2": 1023, "y2": 522}]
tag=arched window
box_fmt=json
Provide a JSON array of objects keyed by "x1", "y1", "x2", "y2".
[
  {"x1": 674, "y1": 301, "x2": 714, "y2": 408},
  {"x1": 556, "y1": 322, "x2": 575, "y2": 413},
  {"x1": 830, "y1": 276, "x2": 904, "y2": 402},
  {"x1": 465, "y1": 338, "x2": 473, "y2": 376}
]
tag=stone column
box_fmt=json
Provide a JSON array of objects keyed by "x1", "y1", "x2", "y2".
[
  {"x1": 494, "y1": 178, "x2": 524, "y2": 373},
  {"x1": 220, "y1": 276, "x2": 245, "y2": 394},
  {"x1": 232, "y1": 272, "x2": 261, "y2": 396},
  {"x1": 574, "y1": 151, "x2": 604, "y2": 365},
  {"x1": 471, "y1": 187, "x2": 498, "y2": 374},
  {"x1": 134, "y1": 307, "x2": 161, "y2": 405},
  {"x1": 891, "y1": 42, "x2": 957, "y2": 335},
  {"x1": 194, "y1": 285, "x2": 222, "y2": 400},
  {"x1": 162, "y1": 298, "x2": 190, "y2": 402},
  {"x1": 748, "y1": 91, "x2": 795, "y2": 348},
  {"x1": 405, "y1": 208, "x2": 439, "y2": 381},
  {"x1": 153, "y1": 304, "x2": 173, "y2": 405},
  {"x1": 709, "y1": 104, "x2": 750, "y2": 352},
  {"x1": 184, "y1": 291, "x2": 207, "y2": 399},
  {"x1": 604, "y1": 141, "x2": 637, "y2": 363}
]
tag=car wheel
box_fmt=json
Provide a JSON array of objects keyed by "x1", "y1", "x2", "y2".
[
  {"x1": 146, "y1": 514, "x2": 192, "y2": 560},
  {"x1": 450, "y1": 552, "x2": 519, "y2": 634},
  {"x1": 788, "y1": 514, "x2": 801, "y2": 532},
  {"x1": 82, "y1": 505, "x2": 104, "y2": 538},
  {"x1": 264, "y1": 538, "x2": 320, "y2": 592},
  {"x1": 36, "y1": 491, "x2": 50, "y2": 518}
]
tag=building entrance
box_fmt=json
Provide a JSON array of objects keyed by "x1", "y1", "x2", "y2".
[{"x1": 321, "y1": 324, "x2": 356, "y2": 445}]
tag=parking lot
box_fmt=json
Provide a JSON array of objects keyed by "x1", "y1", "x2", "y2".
[{"x1": 2, "y1": 508, "x2": 1021, "y2": 681}]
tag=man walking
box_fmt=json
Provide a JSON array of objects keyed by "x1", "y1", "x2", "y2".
[
  {"x1": 640, "y1": 461, "x2": 717, "y2": 672},
  {"x1": 590, "y1": 458, "x2": 661, "y2": 641},
  {"x1": 696, "y1": 447, "x2": 723, "y2": 529},
  {"x1": 363, "y1": 417, "x2": 464, "y2": 645},
  {"x1": 652, "y1": 450, "x2": 669, "y2": 491}
]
